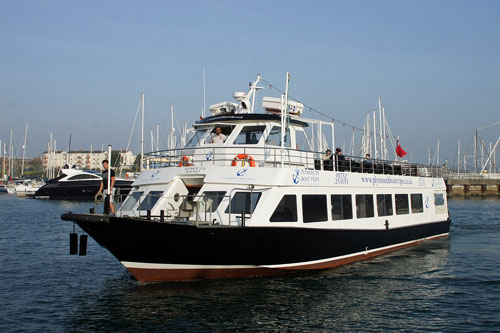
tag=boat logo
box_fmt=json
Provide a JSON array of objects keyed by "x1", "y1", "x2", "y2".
[
  {"x1": 237, "y1": 169, "x2": 248, "y2": 177},
  {"x1": 292, "y1": 169, "x2": 300, "y2": 184},
  {"x1": 150, "y1": 170, "x2": 161, "y2": 178},
  {"x1": 206, "y1": 152, "x2": 213, "y2": 161}
]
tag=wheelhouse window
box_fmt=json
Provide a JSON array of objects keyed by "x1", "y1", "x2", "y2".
[
  {"x1": 207, "y1": 125, "x2": 234, "y2": 144},
  {"x1": 234, "y1": 125, "x2": 266, "y2": 144},
  {"x1": 186, "y1": 128, "x2": 209, "y2": 147},
  {"x1": 270, "y1": 195, "x2": 297, "y2": 222},
  {"x1": 411, "y1": 194, "x2": 424, "y2": 213},
  {"x1": 225, "y1": 192, "x2": 262, "y2": 214},
  {"x1": 201, "y1": 191, "x2": 226, "y2": 212},
  {"x1": 356, "y1": 194, "x2": 374, "y2": 218},
  {"x1": 265, "y1": 126, "x2": 291, "y2": 147},
  {"x1": 121, "y1": 191, "x2": 143, "y2": 211},
  {"x1": 138, "y1": 191, "x2": 163, "y2": 210},
  {"x1": 302, "y1": 195, "x2": 328, "y2": 222},
  {"x1": 377, "y1": 194, "x2": 393, "y2": 217},
  {"x1": 295, "y1": 129, "x2": 312, "y2": 151},
  {"x1": 395, "y1": 194, "x2": 409, "y2": 215},
  {"x1": 331, "y1": 194, "x2": 352, "y2": 220}
]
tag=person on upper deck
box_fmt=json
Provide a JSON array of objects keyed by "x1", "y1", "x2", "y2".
[
  {"x1": 323, "y1": 149, "x2": 333, "y2": 171},
  {"x1": 335, "y1": 147, "x2": 346, "y2": 171},
  {"x1": 210, "y1": 127, "x2": 226, "y2": 144}
]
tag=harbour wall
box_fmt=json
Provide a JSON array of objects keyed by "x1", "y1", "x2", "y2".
[{"x1": 445, "y1": 174, "x2": 500, "y2": 197}]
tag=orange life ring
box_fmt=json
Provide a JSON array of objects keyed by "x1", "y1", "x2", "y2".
[
  {"x1": 231, "y1": 154, "x2": 256, "y2": 167},
  {"x1": 178, "y1": 156, "x2": 192, "y2": 167}
]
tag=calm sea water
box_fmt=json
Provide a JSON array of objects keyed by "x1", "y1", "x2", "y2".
[{"x1": 0, "y1": 195, "x2": 499, "y2": 332}]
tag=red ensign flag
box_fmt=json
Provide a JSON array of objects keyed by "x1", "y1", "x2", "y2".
[{"x1": 396, "y1": 142, "x2": 407, "y2": 158}]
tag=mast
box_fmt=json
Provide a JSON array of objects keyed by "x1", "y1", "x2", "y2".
[
  {"x1": 156, "y1": 123, "x2": 160, "y2": 151},
  {"x1": 382, "y1": 106, "x2": 387, "y2": 160},
  {"x1": 150, "y1": 130, "x2": 154, "y2": 152},
  {"x1": 437, "y1": 139, "x2": 440, "y2": 165},
  {"x1": 378, "y1": 98, "x2": 383, "y2": 160},
  {"x1": 140, "y1": 92, "x2": 144, "y2": 172},
  {"x1": 474, "y1": 130, "x2": 478, "y2": 173},
  {"x1": 282, "y1": 72, "x2": 290, "y2": 168},
  {"x1": 67, "y1": 133, "x2": 72, "y2": 166},
  {"x1": 373, "y1": 110, "x2": 378, "y2": 159},
  {"x1": 21, "y1": 122, "x2": 27, "y2": 177},
  {"x1": 202, "y1": 68, "x2": 206, "y2": 118},
  {"x1": 8, "y1": 128, "x2": 13, "y2": 178},
  {"x1": 457, "y1": 140, "x2": 461, "y2": 175},
  {"x1": 2, "y1": 142, "x2": 5, "y2": 179},
  {"x1": 170, "y1": 103, "x2": 176, "y2": 150}
]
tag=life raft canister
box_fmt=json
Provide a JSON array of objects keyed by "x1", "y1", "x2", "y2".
[
  {"x1": 231, "y1": 154, "x2": 256, "y2": 167},
  {"x1": 178, "y1": 156, "x2": 192, "y2": 167}
]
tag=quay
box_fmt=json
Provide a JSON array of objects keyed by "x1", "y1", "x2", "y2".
[{"x1": 444, "y1": 173, "x2": 500, "y2": 197}]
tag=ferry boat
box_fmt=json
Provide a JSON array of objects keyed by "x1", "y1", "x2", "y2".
[
  {"x1": 37, "y1": 167, "x2": 132, "y2": 200},
  {"x1": 62, "y1": 75, "x2": 450, "y2": 282}
]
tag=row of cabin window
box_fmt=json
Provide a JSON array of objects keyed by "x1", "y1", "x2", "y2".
[{"x1": 270, "y1": 193, "x2": 425, "y2": 223}]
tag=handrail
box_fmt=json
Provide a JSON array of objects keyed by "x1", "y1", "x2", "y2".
[{"x1": 144, "y1": 146, "x2": 446, "y2": 178}]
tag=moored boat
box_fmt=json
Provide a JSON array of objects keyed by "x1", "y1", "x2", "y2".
[
  {"x1": 37, "y1": 167, "x2": 132, "y2": 200},
  {"x1": 62, "y1": 75, "x2": 451, "y2": 282}
]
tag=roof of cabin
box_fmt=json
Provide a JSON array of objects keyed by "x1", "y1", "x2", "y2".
[{"x1": 195, "y1": 113, "x2": 309, "y2": 127}]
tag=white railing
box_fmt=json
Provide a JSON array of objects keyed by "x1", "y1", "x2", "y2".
[{"x1": 145, "y1": 147, "x2": 446, "y2": 178}]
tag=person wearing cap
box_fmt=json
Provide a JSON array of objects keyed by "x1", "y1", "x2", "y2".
[{"x1": 335, "y1": 147, "x2": 345, "y2": 171}]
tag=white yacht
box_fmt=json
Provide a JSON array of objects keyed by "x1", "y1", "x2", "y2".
[{"x1": 62, "y1": 75, "x2": 450, "y2": 282}]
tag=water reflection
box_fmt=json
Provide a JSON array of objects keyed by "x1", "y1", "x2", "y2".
[{"x1": 66, "y1": 239, "x2": 453, "y2": 331}]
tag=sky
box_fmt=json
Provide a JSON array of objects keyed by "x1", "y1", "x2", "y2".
[{"x1": 1, "y1": 0, "x2": 499, "y2": 167}]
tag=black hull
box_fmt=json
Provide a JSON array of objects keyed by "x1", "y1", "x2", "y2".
[
  {"x1": 61, "y1": 213, "x2": 451, "y2": 282},
  {"x1": 35, "y1": 180, "x2": 132, "y2": 200}
]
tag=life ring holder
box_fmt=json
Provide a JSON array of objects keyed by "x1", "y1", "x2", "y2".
[
  {"x1": 178, "y1": 156, "x2": 192, "y2": 167},
  {"x1": 231, "y1": 154, "x2": 256, "y2": 167}
]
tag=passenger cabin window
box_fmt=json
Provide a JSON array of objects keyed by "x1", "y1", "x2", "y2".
[
  {"x1": 201, "y1": 191, "x2": 226, "y2": 212},
  {"x1": 302, "y1": 195, "x2": 328, "y2": 222},
  {"x1": 270, "y1": 195, "x2": 297, "y2": 222},
  {"x1": 434, "y1": 193, "x2": 445, "y2": 206},
  {"x1": 138, "y1": 191, "x2": 163, "y2": 210},
  {"x1": 234, "y1": 126, "x2": 266, "y2": 144},
  {"x1": 122, "y1": 191, "x2": 143, "y2": 211},
  {"x1": 395, "y1": 194, "x2": 409, "y2": 215},
  {"x1": 434, "y1": 192, "x2": 446, "y2": 214},
  {"x1": 225, "y1": 192, "x2": 262, "y2": 214},
  {"x1": 377, "y1": 194, "x2": 393, "y2": 217},
  {"x1": 265, "y1": 126, "x2": 291, "y2": 147},
  {"x1": 356, "y1": 194, "x2": 374, "y2": 218},
  {"x1": 331, "y1": 194, "x2": 352, "y2": 220},
  {"x1": 411, "y1": 194, "x2": 424, "y2": 213}
]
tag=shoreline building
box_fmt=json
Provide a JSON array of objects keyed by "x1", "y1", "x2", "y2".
[{"x1": 42, "y1": 150, "x2": 135, "y2": 173}]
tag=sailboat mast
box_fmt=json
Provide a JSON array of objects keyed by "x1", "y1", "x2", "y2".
[
  {"x1": 156, "y1": 123, "x2": 160, "y2": 151},
  {"x1": 373, "y1": 110, "x2": 378, "y2": 159},
  {"x1": 140, "y1": 93, "x2": 144, "y2": 172},
  {"x1": 170, "y1": 104, "x2": 176, "y2": 150},
  {"x1": 21, "y1": 122, "x2": 28, "y2": 177},
  {"x1": 202, "y1": 68, "x2": 206, "y2": 118},
  {"x1": 8, "y1": 128, "x2": 13, "y2": 178}
]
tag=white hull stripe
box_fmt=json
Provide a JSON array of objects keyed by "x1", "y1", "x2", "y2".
[{"x1": 121, "y1": 232, "x2": 449, "y2": 270}]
